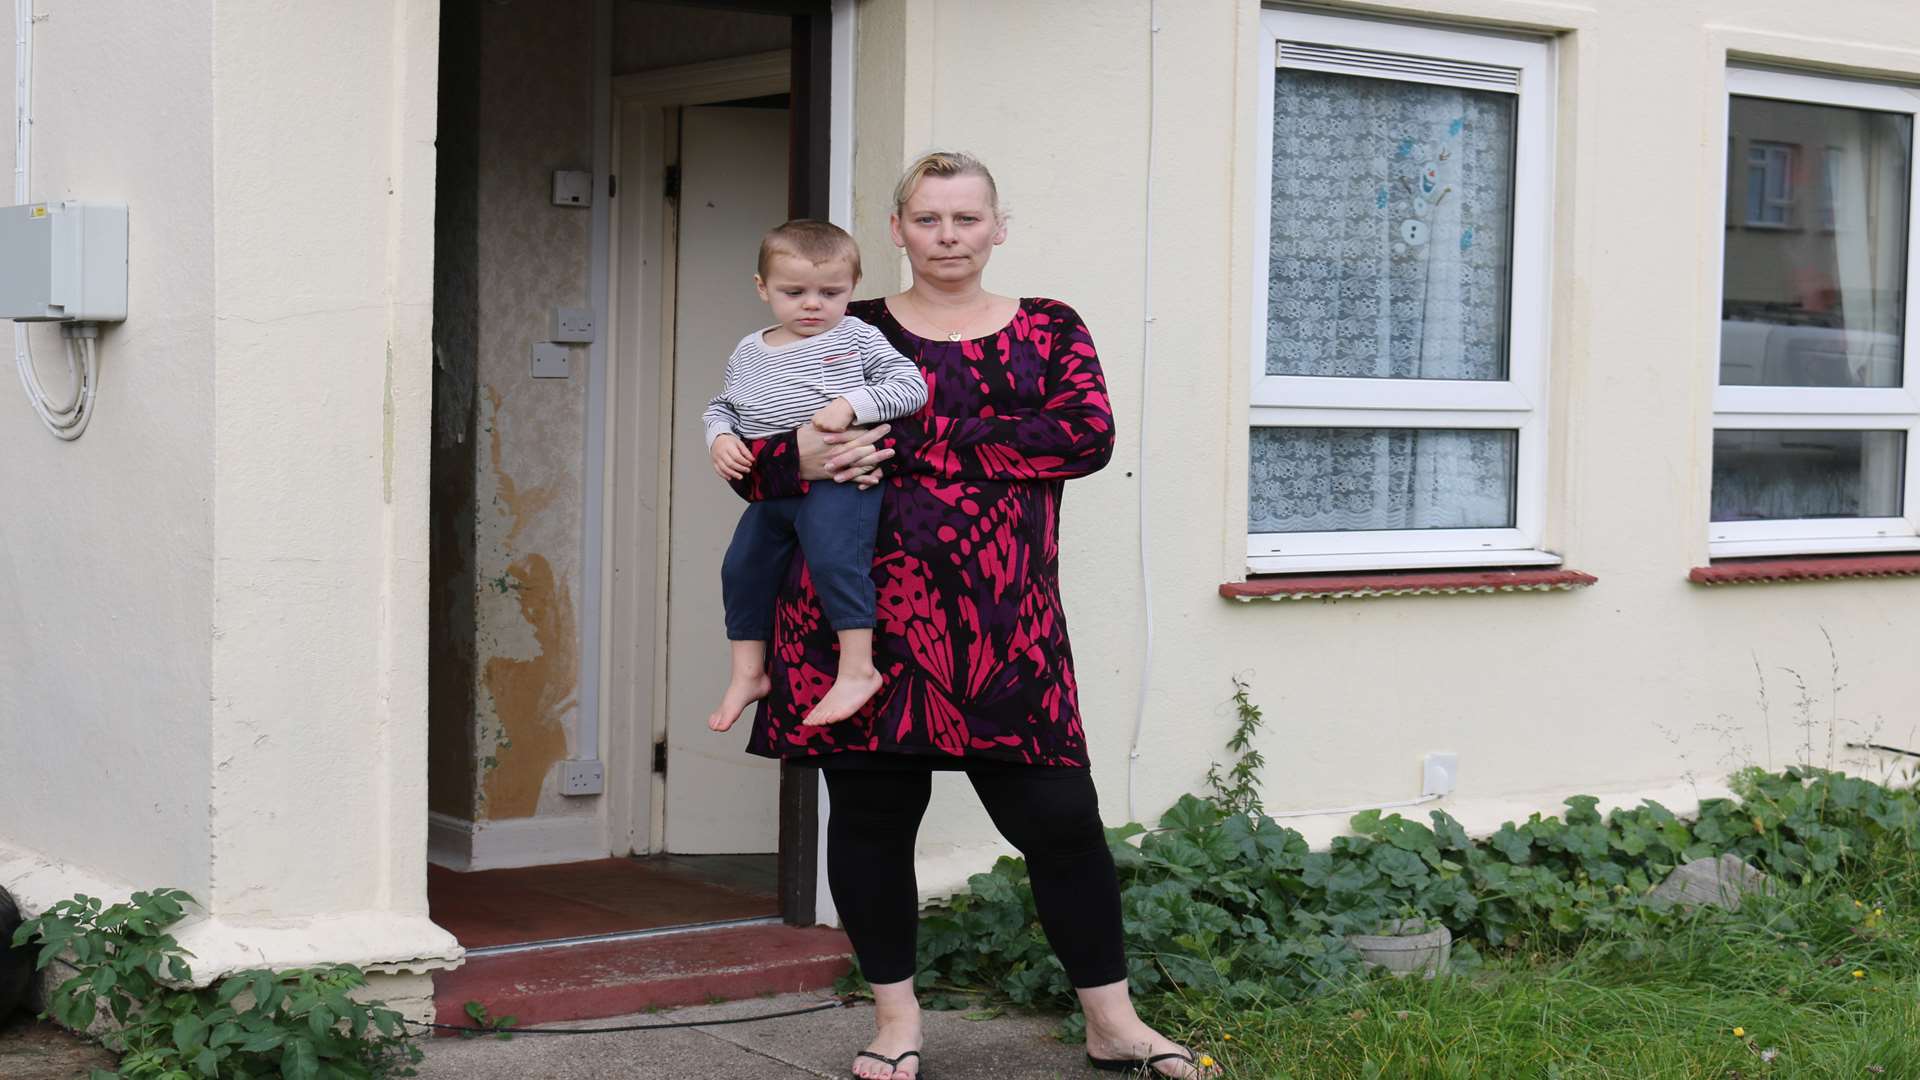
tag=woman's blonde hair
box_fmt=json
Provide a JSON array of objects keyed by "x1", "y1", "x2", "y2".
[{"x1": 891, "y1": 150, "x2": 1002, "y2": 219}]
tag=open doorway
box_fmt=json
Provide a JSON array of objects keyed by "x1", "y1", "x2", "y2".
[{"x1": 426, "y1": 0, "x2": 837, "y2": 962}]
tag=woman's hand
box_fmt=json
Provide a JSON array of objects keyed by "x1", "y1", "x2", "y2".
[{"x1": 796, "y1": 422, "x2": 894, "y2": 485}]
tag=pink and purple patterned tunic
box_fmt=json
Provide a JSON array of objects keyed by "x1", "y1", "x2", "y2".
[{"x1": 733, "y1": 297, "x2": 1114, "y2": 768}]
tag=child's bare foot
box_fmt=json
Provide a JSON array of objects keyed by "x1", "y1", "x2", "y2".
[
  {"x1": 708, "y1": 672, "x2": 771, "y2": 732},
  {"x1": 802, "y1": 667, "x2": 882, "y2": 726}
]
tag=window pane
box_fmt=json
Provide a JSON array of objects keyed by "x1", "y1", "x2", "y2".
[
  {"x1": 1723, "y1": 97, "x2": 1911, "y2": 388},
  {"x1": 1711, "y1": 429, "x2": 1906, "y2": 521},
  {"x1": 1268, "y1": 69, "x2": 1515, "y2": 381},
  {"x1": 1250, "y1": 427, "x2": 1517, "y2": 533}
]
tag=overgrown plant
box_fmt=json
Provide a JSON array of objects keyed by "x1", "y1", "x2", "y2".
[
  {"x1": 11, "y1": 889, "x2": 421, "y2": 1079},
  {"x1": 896, "y1": 679, "x2": 1920, "y2": 1033}
]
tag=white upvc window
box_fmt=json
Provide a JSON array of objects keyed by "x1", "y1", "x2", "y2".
[
  {"x1": 1249, "y1": 9, "x2": 1556, "y2": 574},
  {"x1": 1712, "y1": 68, "x2": 1920, "y2": 559}
]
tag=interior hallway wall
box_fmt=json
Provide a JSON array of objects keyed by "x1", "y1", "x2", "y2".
[
  {"x1": 430, "y1": 0, "x2": 482, "y2": 822},
  {"x1": 445, "y1": 0, "x2": 790, "y2": 833}
]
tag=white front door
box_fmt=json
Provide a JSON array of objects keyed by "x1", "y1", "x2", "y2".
[{"x1": 663, "y1": 104, "x2": 790, "y2": 854}]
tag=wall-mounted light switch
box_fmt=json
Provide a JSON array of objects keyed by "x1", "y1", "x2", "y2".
[
  {"x1": 550, "y1": 307, "x2": 595, "y2": 343},
  {"x1": 531, "y1": 341, "x2": 570, "y2": 379}
]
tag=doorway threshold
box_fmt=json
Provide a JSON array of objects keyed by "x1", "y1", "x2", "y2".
[
  {"x1": 463, "y1": 914, "x2": 782, "y2": 957},
  {"x1": 432, "y1": 919, "x2": 852, "y2": 1030},
  {"x1": 429, "y1": 853, "x2": 778, "y2": 950}
]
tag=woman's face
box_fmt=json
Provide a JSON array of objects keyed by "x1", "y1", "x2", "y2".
[{"x1": 890, "y1": 174, "x2": 1007, "y2": 287}]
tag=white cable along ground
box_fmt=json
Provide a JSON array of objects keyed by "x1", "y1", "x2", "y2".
[{"x1": 13, "y1": 0, "x2": 103, "y2": 441}]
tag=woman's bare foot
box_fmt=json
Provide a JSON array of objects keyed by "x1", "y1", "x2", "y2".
[
  {"x1": 803, "y1": 667, "x2": 883, "y2": 726},
  {"x1": 707, "y1": 671, "x2": 770, "y2": 732},
  {"x1": 855, "y1": 980, "x2": 923, "y2": 1079}
]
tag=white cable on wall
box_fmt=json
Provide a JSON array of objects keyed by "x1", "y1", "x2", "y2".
[
  {"x1": 1125, "y1": 0, "x2": 1160, "y2": 824},
  {"x1": 12, "y1": 0, "x2": 99, "y2": 442}
]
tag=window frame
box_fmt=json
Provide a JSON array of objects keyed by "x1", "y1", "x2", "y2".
[
  {"x1": 1248, "y1": 8, "x2": 1558, "y2": 573},
  {"x1": 1711, "y1": 66, "x2": 1920, "y2": 558}
]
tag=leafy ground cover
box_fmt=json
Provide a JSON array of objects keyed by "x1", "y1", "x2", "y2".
[{"x1": 869, "y1": 682, "x2": 1920, "y2": 1077}]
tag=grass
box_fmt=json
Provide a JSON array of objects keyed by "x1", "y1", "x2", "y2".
[{"x1": 1153, "y1": 866, "x2": 1920, "y2": 1078}]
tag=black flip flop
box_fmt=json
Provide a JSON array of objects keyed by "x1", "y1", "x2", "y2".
[
  {"x1": 853, "y1": 1048, "x2": 927, "y2": 1079},
  {"x1": 1087, "y1": 1049, "x2": 1208, "y2": 1076}
]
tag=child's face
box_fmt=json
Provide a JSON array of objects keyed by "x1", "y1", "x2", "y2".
[{"x1": 755, "y1": 253, "x2": 856, "y2": 338}]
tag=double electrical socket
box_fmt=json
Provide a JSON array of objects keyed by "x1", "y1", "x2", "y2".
[{"x1": 559, "y1": 759, "x2": 604, "y2": 797}]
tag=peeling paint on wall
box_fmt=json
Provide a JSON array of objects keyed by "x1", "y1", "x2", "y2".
[{"x1": 478, "y1": 552, "x2": 577, "y2": 820}]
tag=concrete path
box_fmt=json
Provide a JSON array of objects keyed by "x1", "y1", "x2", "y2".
[{"x1": 412, "y1": 990, "x2": 1114, "y2": 1079}]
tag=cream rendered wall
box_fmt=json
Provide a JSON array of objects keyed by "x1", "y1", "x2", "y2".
[
  {"x1": 855, "y1": 0, "x2": 1920, "y2": 900},
  {"x1": 0, "y1": 1, "x2": 216, "y2": 904},
  {"x1": 3, "y1": 0, "x2": 459, "y2": 1018}
]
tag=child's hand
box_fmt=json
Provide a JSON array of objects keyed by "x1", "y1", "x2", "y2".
[
  {"x1": 710, "y1": 433, "x2": 753, "y2": 480},
  {"x1": 812, "y1": 397, "x2": 856, "y2": 433}
]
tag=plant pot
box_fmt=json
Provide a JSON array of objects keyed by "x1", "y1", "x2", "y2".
[{"x1": 1345, "y1": 918, "x2": 1451, "y2": 978}]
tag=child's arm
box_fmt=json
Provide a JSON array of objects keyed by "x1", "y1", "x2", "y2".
[
  {"x1": 838, "y1": 320, "x2": 929, "y2": 426},
  {"x1": 704, "y1": 344, "x2": 758, "y2": 480}
]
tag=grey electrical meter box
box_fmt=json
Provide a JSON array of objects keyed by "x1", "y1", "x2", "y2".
[{"x1": 0, "y1": 201, "x2": 128, "y2": 322}]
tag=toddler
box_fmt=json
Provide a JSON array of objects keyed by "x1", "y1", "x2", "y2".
[{"x1": 704, "y1": 219, "x2": 927, "y2": 734}]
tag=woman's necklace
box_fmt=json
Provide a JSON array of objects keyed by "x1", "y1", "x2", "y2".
[{"x1": 904, "y1": 290, "x2": 986, "y2": 342}]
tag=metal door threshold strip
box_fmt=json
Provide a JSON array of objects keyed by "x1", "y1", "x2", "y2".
[{"x1": 464, "y1": 915, "x2": 783, "y2": 957}]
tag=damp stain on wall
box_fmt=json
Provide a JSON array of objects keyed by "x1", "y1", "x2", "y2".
[
  {"x1": 479, "y1": 552, "x2": 577, "y2": 820},
  {"x1": 470, "y1": 385, "x2": 581, "y2": 820}
]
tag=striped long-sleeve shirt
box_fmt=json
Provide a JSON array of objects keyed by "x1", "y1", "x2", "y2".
[{"x1": 702, "y1": 315, "x2": 928, "y2": 448}]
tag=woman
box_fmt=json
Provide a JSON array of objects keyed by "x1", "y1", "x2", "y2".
[{"x1": 729, "y1": 152, "x2": 1216, "y2": 1080}]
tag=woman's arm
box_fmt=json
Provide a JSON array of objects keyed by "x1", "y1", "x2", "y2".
[
  {"x1": 885, "y1": 302, "x2": 1115, "y2": 482},
  {"x1": 726, "y1": 424, "x2": 894, "y2": 502}
]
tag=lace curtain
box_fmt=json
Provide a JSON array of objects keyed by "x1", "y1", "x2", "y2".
[{"x1": 1255, "y1": 69, "x2": 1520, "y2": 533}]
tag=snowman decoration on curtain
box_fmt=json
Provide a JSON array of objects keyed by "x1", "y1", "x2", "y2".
[{"x1": 1391, "y1": 116, "x2": 1469, "y2": 259}]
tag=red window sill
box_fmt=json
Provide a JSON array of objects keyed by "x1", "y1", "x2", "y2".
[
  {"x1": 1219, "y1": 567, "x2": 1597, "y2": 601},
  {"x1": 1688, "y1": 553, "x2": 1920, "y2": 586}
]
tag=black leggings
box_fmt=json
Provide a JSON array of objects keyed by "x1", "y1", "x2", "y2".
[{"x1": 822, "y1": 765, "x2": 1128, "y2": 989}]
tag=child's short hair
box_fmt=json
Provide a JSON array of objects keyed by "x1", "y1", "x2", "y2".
[{"x1": 757, "y1": 219, "x2": 862, "y2": 282}]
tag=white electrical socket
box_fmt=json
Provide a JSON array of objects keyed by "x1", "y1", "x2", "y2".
[
  {"x1": 559, "y1": 760, "x2": 604, "y2": 797},
  {"x1": 1422, "y1": 752, "x2": 1458, "y2": 797},
  {"x1": 531, "y1": 341, "x2": 570, "y2": 379},
  {"x1": 550, "y1": 307, "x2": 595, "y2": 343},
  {"x1": 551, "y1": 169, "x2": 593, "y2": 207}
]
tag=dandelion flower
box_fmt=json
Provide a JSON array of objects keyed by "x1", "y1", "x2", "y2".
[
  {"x1": 1221, "y1": 1034, "x2": 1232, "y2": 1042},
  {"x1": 1853, "y1": 969, "x2": 1866, "y2": 978},
  {"x1": 1199, "y1": 1055, "x2": 1216, "y2": 1068},
  {"x1": 1733, "y1": 1027, "x2": 1745, "y2": 1037}
]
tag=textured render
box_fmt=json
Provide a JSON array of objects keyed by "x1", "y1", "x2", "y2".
[
  {"x1": 0, "y1": 0, "x2": 216, "y2": 901},
  {"x1": 844, "y1": 0, "x2": 1920, "y2": 896},
  {"x1": 199, "y1": 0, "x2": 457, "y2": 972}
]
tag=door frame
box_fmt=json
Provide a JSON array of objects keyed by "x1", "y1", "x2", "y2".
[
  {"x1": 604, "y1": 15, "x2": 845, "y2": 924},
  {"x1": 605, "y1": 45, "x2": 790, "y2": 870}
]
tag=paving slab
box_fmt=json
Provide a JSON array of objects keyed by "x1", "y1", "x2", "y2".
[{"x1": 412, "y1": 990, "x2": 1111, "y2": 1079}]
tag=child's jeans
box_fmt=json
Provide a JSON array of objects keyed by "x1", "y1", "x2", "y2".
[{"x1": 721, "y1": 479, "x2": 883, "y2": 640}]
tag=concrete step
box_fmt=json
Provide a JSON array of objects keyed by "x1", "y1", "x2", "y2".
[{"x1": 431, "y1": 922, "x2": 854, "y2": 1031}]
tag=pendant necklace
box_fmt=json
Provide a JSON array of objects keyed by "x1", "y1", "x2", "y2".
[{"x1": 906, "y1": 291, "x2": 979, "y2": 342}]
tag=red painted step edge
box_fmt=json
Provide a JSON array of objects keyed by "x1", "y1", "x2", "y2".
[
  {"x1": 1688, "y1": 553, "x2": 1920, "y2": 586},
  {"x1": 432, "y1": 923, "x2": 852, "y2": 1032},
  {"x1": 1219, "y1": 567, "x2": 1596, "y2": 601}
]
